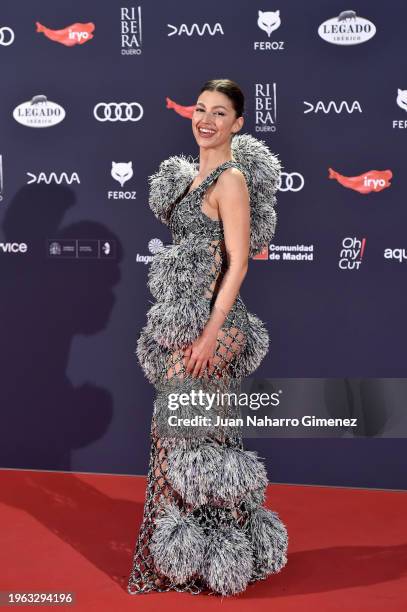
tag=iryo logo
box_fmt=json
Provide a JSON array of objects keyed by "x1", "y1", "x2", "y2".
[
  {"x1": 36, "y1": 21, "x2": 95, "y2": 46},
  {"x1": 329, "y1": 168, "x2": 392, "y2": 194}
]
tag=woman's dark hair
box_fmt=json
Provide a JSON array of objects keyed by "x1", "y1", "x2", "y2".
[{"x1": 199, "y1": 79, "x2": 245, "y2": 119}]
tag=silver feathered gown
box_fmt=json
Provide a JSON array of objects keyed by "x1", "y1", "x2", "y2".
[{"x1": 127, "y1": 133, "x2": 288, "y2": 597}]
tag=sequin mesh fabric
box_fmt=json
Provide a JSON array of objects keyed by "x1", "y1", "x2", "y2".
[{"x1": 127, "y1": 134, "x2": 288, "y2": 597}]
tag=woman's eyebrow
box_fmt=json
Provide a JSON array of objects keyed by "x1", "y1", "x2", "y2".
[{"x1": 196, "y1": 103, "x2": 228, "y2": 110}]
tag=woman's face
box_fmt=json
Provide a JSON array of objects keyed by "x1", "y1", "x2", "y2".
[{"x1": 192, "y1": 90, "x2": 243, "y2": 149}]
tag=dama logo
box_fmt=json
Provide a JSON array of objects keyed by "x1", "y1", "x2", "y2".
[
  {"x1": 36, "y1": 21, "x2": 95, "y2": 46},
  {"x1": 26, "y1": 172, "x2": 80, "y2": 185},
  {"x1": 304, "y1": 100, "x2": 362, "y2": 114},
  {"x1": 167, "y1": 23, "x2": 224, "y2": 37}
]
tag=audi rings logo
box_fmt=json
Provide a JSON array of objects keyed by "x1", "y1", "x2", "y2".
[
  {"x1": 278, "y1": 172, "x2": 304, "y2": 192},
  {"x1": 0, "y1": 27, "x2": 14, "y2": 46},
  {"x1": 93, "y1": 102, "x2": 144, "y2": 122}
]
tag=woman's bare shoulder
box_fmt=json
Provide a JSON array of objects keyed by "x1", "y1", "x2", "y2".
[{"x1": 214, "y1": 166, "x2": 249, "y2": 202}]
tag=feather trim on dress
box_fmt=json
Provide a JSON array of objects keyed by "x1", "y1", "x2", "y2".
[{"x1": 147, "y1": 133, "x2": 282, "y2": 256}]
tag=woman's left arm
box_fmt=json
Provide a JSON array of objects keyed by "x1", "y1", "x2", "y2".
[{"x1": 185, "y1": 168, "x2": 250, "y2": 377}]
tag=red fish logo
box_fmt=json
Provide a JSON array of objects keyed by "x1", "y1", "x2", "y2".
[
  {"x1": 328, "y1": 168, "x2": 392, "y2": 194},
  {"x1": 166, "y1": 97, "x2": 196, "y2": 118},
  {"x1": 36, "y1": 22, "x2": 95, "y2": 46}
]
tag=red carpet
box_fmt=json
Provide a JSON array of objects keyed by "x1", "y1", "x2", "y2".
[{"x1": 0, "y1": 469, "x2": 406, "y2": 611}]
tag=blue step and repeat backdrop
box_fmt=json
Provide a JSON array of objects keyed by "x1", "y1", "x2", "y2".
[{"x1": 1, "y1": 1, "x2": 406, "y2": 489}]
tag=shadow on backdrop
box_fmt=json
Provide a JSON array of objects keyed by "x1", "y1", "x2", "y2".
[{"x1": 0, "y1": 183, "x2": 122, "y2": 470}]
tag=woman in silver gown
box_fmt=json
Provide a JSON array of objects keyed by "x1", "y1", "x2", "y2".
[{"x1": 128, "y1": 79, "x2": 288, "y2": 597}]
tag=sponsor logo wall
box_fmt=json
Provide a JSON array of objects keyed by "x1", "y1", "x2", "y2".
[{"x1": 0, "y1": 2, "x2": 406, "y2": 485}]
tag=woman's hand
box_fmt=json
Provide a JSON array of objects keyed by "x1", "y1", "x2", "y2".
[{"x1": 184, "y1": 330, "x2": 218, "y2": 378}]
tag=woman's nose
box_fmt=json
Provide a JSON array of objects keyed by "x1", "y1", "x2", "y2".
[{"x1": 199, "y1": 109, "x2": 214, "y2": 119}]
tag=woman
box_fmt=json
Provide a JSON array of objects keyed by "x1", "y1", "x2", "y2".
[{"x1": 127, "y1": 79, "x2": 288, "y2": 597}]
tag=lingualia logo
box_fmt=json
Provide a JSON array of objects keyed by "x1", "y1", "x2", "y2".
[
  {"x1": 13, "y1": 95, "x2": 65, "y2": 128},
  {"x1": 318, "y1": 10, "x2": 376, "y2": 45},
  {"x1": 36, "y1": 21, "x2": 95, "y2": 46}
]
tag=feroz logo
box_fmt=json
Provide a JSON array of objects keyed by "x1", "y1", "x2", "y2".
[
  {"x1": 109, "y1": 161, "x2": 136, "y2": 199},
  {"x1": 393, "y1": 88, "x2": 407, "y2": 129},
  {"x1": 257, "y1": 9, "x2": 281, "y2": 36},
  {"x1": 93, "y1": 102, "x2": 143, "y2": 122},
  {"x1": 318, "y1": 10, "x2": 376, "y2": 45},
  {"x1": 0, "y1": 26, "x2": 14, "y2": 46},
  {"x1": 396, "y1": 88, "x2": 407, "y2": 112},
  {"x1": 13, "y1": 95, "x2": 66, "y2": 127},
  {"x1": 254, "y1": 10, "x2": 285, "y2": 51},
  {"x1": 36, "y1": 21, "x2": 95, "y2": 46},
  {"x1": 111, "y1": 161, "x2": 133, "y2": 187}
]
